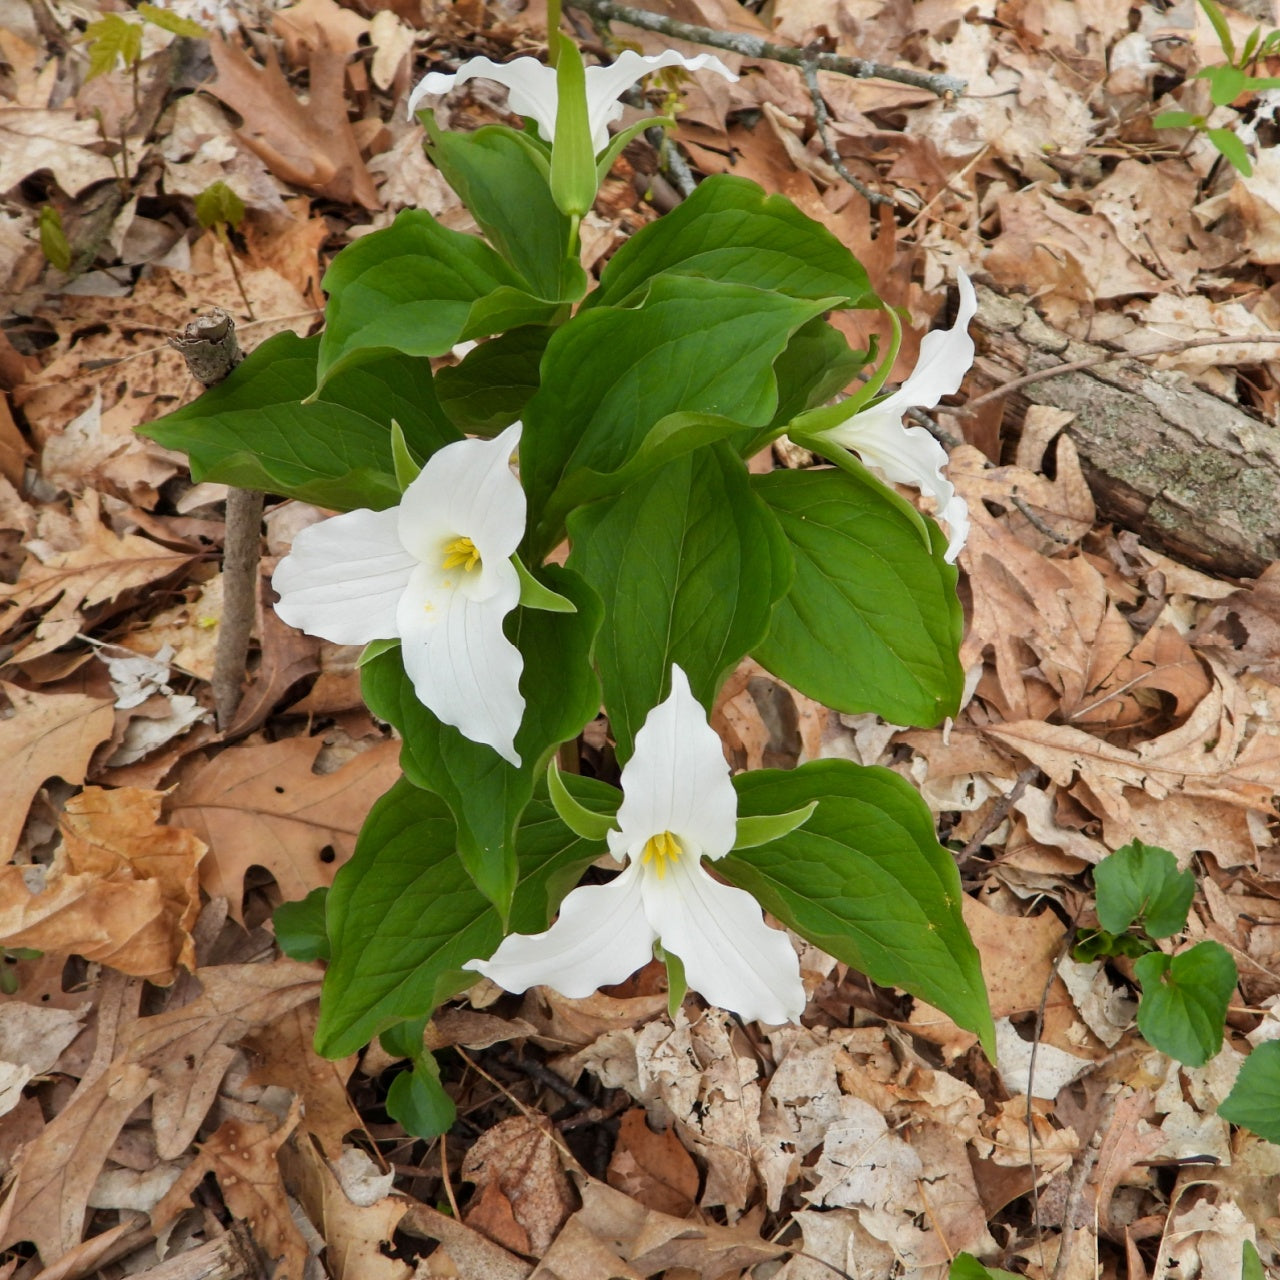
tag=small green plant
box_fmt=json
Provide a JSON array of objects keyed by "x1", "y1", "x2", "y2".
[
  {"x1": 1079, "y1": 839, "x2": 1235, "y2": 1068},
  {"x1": 194, "y1": 180, "x2": 254, "y2": 317},
  {"x1": 84, "y1": 4, "x2": 206, "y2": 81},
  {"x1": 949, "y1": 1254, "x2": 1019, "y2": 1280},
  {"x1": 38, "y1": 205, "x2": 72, "y2": 272},
  {"x1": 1153, "y1": 0, "x2": 1280, "y2": 175}
]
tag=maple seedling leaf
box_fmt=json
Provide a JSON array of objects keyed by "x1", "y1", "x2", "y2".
[{"x1": 83, "y1": 14, "x2": 143, "y2": 80}]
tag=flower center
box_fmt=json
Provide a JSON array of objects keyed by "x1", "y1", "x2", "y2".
[
  {"x1": 641, "y1": 830, "x2": 682, "y2": 879},
  {"x1": 441, "y1": 536, "x2": 481, "y2": 573}
]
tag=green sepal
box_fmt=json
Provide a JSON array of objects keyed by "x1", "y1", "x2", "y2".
[
  {"x1": 732, "y1": 803, "x2": 817, "y2": 850},
  {"x1": 358, "y1": 638, "x2": 400, "y2": 668},
  {"x1": 1242, "y1": 1240, "x2": 1264, "y2": 1280},
  {"x1": 547, "y1": 758, "x2": 617, "y2": 841},
  {"x1": 390, "y1": 419, "x2": 422, "y2": 490},
  {"x1": 549, "y1": 35, "x2": 597, "y2": 218},
  {"x1": 595, "y1": 115, "x2": 675, "y2": 180},
  {"x1": 514, "y1": 556, "x2": 577, "y2": 612},
  {"x1": 659, "y1": 943, "x2": 687, "y2": 1020}
]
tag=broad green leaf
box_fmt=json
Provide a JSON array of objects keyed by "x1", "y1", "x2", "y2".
[
  {"x1": 1200, "y1": 63, "x2": 1247, "y2": 105},
  {"x1": 39, "y1": 206, "x2": 71, "y2": 272},
  {"x1": 360, "y1": 566, "x2": 602, "y2": 916},
  {"x1": 1220, "y1": 1042, "x2": 1280, "y2": 1143},
  {"x1": 386, "y1": 1053, "x2": 455, "y2": 1138},
  {"x1": 1242, "y1": 1239, "x2": 1265, "y2": 1280},
  {"x1": 720, "y1": 761, "x2": 995, "y2": 1058},
  {"x1": 84, "y1": 14, "x2": 142, "y2": 79},
  {"x1": 591, "y1": 173, "x2": 875, "y2": 309},
  {"x1": 194, "y1": 180, "x2": 245, "y2": 230},
  {"x1": 317, "y1": 209, "x2": 556, "y2": 387},
  {"x1": 273, "y1": 887, "x2": 329, "y2": 962},
  {"x1": 522, "y1": 275, "x2": 832, "y2": 554},
  {"x1": 316, "y1": 773, "x2": 618, "y2": 1058},
  {"x1": 425, "y1": 125, "x2": 584, "y2": 302},
  {"x1": 567, "y1": 445, "x2": 792, "y2": 760},
  {"x1": 1135, "y1": 941, "x2": 1236, "y2": 1067},
  {"x1": 752, "y1": 465, "x2": 964, "y2": 727},
  {"x1": 138, "y1": 2, "x2": 207, "y2": 37},
  {"x1": 1207, "y1": 128, "x2": 1252, "y2": 175},
  {"x1": 435, "y1": 326, "x2": 552, "y2": 435},
  {"x1": 1094, "y1": 840, "x2": 1194, "y2": 939},
  {"x1": 139, "y1": 331, "x2": 460, "y2": 510},
  {"x1": 949, "y1": 1255, "x2": 1019, "y2": 1280}
]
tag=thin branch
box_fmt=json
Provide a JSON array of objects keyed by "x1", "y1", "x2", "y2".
[
  {"x1": 168, "y1": 309, "x2": 262, "y2": 732},
  {"x1": 954, "y1": 765, "x2": 1038, "y2": 868},
  {"x1": 801, "y1": 63, "x2": 894, "y2": 207},
  {"x1": 567, "y1": 0, "x2": 966, "y2": 97},
  {"x1": 961, "y1": 331, "x2": 1280, "y2": 416}
]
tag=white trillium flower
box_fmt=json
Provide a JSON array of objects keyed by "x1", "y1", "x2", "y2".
[
  {"x1": 468, "y1": 665, "x2": 806, "y2": 1025},
  {"x1": 272, "y1": 423, "x2": 526, "y2": 765},
  {"x1": 407, "y1": 50, "x2": 737, "y2": 154},
  {"x1": 814, "y1": 271, "x2": 977, "y2": 563}
]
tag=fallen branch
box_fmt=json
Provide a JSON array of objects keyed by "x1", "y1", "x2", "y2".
[
  {"x1": 567, "y1": 0, "x2": 966, "y2": 97},
  {"x1": 169, "y1": 309, "x2": 263, "y2": 730}
]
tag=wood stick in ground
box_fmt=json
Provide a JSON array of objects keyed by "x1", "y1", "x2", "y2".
[
  {"x1": 168, "y1": 309, "x2": 264, "y2": 729},
  {"x1": 969, "y1": 285, "x2": 1280, "y2": 579}
]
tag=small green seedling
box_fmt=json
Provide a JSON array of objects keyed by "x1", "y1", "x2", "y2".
[{"x1": 38, "y1": 205, "x2": 72, "y2": 272}]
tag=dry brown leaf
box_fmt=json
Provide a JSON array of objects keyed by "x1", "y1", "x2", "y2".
[
  {"x1": 206, "y1": 35, "x2": 380, "y2": 210},
  {"x1": 152, "y1": 1100, "x2": 310, "y2": 1280},
  {"x1": 0, "y1": 683, "x2": 114, "y2": 862},
  {"x1": 168, "y1": 734, "x2": 400, "y2": 917},
  {"x1": 0, "y1": 960, "x2": 321, "y2": 1262},
  {"x1": 0, "y1": 786, "x2": 206, "y2": 982},
  {"x1": 463, "y1": 1115, "x2": 576, "y2": 1256},
  {"x1": 606, "y1": 1109, "x2": 699, "y2": 1219}
]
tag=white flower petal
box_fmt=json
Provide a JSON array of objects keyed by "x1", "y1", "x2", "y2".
[
  {"x1": 889, "y1": 268, "x2": 977, "y2": 412},
  {"x1": 582, "y1": 50, "x2": 737, "y2": 152},
  {"x1": 271, "y1": 506, "x2": 415, "y2": 645},
  {"x1": 467, "y1": 861, "x2": 656, "y2": 996},
  {"x1": 408, "y1": 56, "x2": 559, "y2": 140},
  {"x1": 397, "y1": 424, "x2": 525, "y2": 569},
  {"x1": 397, "y1": 558, "x2": 524, "y2": 764},
  {"x1": 643, "y1": 856, "x2": 805, "y2": 1024},
  {"x1": 609, "y1": 665, "x2": 736, "y2": 863}
]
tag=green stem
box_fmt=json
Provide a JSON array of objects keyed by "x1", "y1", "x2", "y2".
[{"x1": 547, "y1": 0, "x2": 562, "y2": 60}]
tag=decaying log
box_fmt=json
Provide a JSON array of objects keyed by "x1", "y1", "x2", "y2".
[
  {"x1": 971, "y1": 285, "x2": 1280, "y2": 579},
  {"x1": 130, "y1": 1223, "x2": 265, "y2": 1279}
]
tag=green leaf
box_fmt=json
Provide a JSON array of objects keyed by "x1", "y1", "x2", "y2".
[
  {"x1": 1071, "y1": 928, "x2": 1151, "y2": 964},
  {"x1": 1135, "y1": 941, "x2": 1236, "y2": 1067},
  {"x1": 38, "y1": 206, "x2": 72, "y2": 272},
  {"x1": 1198, "y1": 0, "x2": 1236, "y2": 60},
  {"x1": 425, "y1": 125, "x2": 583, "y2": 302},
  {"x1": 194, "y1": 180, "x2": 245, "y2": 231},
  {"x1": 386, "y1": 1053, "x2": 456, "y2": 1139},
  {"x1": 567, "y1": 444, "x2": 792, "y2": 760},
  {"x1": 732, "y1": 804, "x2": 817, "y2": 850},
  {"x1": 523, "y1": 275, "x2": 832, "y2": 553},
  {"x1": 752, "y1": 464, "x2": 963, "y2": 727},
  {"x1": 84, "y1": 14, "x2": 142, "y2": 79},
  {"x1": 315, "y1": 773, "x2": 617, "y2": 1057},
  {"x1": 360, "y1": 565, "x2": 602, "y2": 916},
  {"x1": 591, "y1": 174, "x2": 875, "y2": 310},
  {"x1": 949, "y1": 1255, "x2": 1019, "y2": 1280},
  {"x1": 1199, "y1": 63, "x2": 1247, "y2": 105},
  {"x1": 273, "y1": 887, "x2": 330, "y2": 962},
  {"x1": 317, "y1": 209, "x2": 557, "y2": 388},
  {"x1": 138, "y1": 2, "x2": 207, "y2": 37},
  {"x1": 139, "y1": 331, "x2": 460, "y2": 510},
  {"x1": 549, "y1": 35, "x2": 598, "y2": 217},
  {"x1": 721, "y1": 761, "x2": 994, "y2": 1059},
  {"x1": 434, "y1": 326, "x2": 551, "y2": 435},
  {"x1": 1094, "y1": 840, "x2": 1195, "y2": 939},
  {"x1": 1152, "y1": 110, "x2": 1204, "y2": 129},
  {"x1": 1220, "y1": 1042, "x2": 1280, "y2": 1142},
  {"x1": 548, "y1": 759, "x2": 618, "y2": 841},
  {"x1": 1242, "y1": 1239, "x2": 1265, "y2": 1280},
  {"x1": 1207, "y1": 128, "x2": 1253, "y2": 174}
]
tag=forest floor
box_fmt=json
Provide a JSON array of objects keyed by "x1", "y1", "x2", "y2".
[{"x1": 1, "y1": 0, "x2": 1280, "y2": 1276}]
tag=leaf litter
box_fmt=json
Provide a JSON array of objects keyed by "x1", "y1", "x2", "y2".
[{"x1": 2, "y1": 0, "x2": 1280, "y2": 1276}]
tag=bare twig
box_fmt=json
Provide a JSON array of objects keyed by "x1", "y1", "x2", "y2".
[
  {"x1": 954, "y1": 765, "x2": 1038, "y2": 868},
  {"x1": 961, "y1": 331, "x2": 1280, "y2": 416},
  {"x1": 567, "y1": 0, "x2": 966, "y2": 96},
  {"x1": 645, "y1": 123, "x2": 696, "y2": 198},
  {"x1": 169, "y1": 309, "x2": 262, "y2": 731},
  {"x1": 801, "y1": 62, "x2": 894, "y2": 206}
]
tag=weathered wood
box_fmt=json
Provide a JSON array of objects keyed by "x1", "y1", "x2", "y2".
[
  {"x1": 128, "y1": 1223, "x2": 265, "y2": 1280},
  {"x1": 971, "y1": 285, "x2": 1280, "y2": 579}
]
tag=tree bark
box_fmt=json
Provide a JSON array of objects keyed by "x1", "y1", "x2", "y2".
[{"x1": 971, "y1": 285, "x2": 1280, "y2": 580}]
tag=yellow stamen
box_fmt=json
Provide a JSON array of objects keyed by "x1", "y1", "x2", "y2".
[
  {"x1": 641, "y1": 830, "x2": 682, "y2": 879},
  {"x1": 442, "y1": 536, "x2": 481, "y2": 572}
]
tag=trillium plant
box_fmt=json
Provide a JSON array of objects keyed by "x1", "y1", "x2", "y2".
[{"x1": 142, "y1": 23, "x2": 995, "y2": 1135}]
